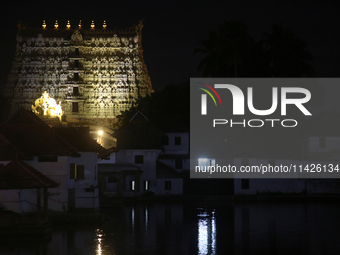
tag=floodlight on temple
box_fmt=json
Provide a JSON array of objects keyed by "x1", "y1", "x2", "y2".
[{"x1": 32, "y1": 91, "x2": 63, "y2": 119}]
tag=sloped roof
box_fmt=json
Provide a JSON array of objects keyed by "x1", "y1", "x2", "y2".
[
  {"x1": 114, "y1": 112, "x2": 164, "y2": 150},
  {"x1": 2, "y1": 107, "x2": 51, "y2": 127},
  {"x1": 130, "y1": 111, "x2": 149, "y2": 123},
  {"x1": 156, "y1": 161, "x2": 182, "y2": 179},
  {"x1": 0, "y1": 108, "x2": 80, "y2": 159},
  {"x1": 98, "y1": 146, "x2": 118, "y2": 159},
  {"x1": 0, "y1": 160, "x2": 59, "y2": 189},
  {"x1": 0, "y1": 133, "x2": 28, "y2": 161},
  {"x1": 53, "y1": 127, "x2": 105, "y2": 153}
]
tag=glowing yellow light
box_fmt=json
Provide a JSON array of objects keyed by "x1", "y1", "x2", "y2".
[
  {"x1": 32, "y1": 91, "x2": 63, "y2": 119},
  {"x1": 91, "y1": 20, "x2": 95, "y2": 29},
  {"x1": 42, "y1": 20, "x2": 46, "y2": 29},
  {"x1": 54, "y1": 20, "x2": 59, "y2": 29},
  {"x1": 103, "y1": 20, "x2": 107, "y2": 29},
  {"x1": 95, "y1": 229, "x2": 104, "y2": 255},
  {"x1": 78, "y1": 20, "x2": 82, "y2": 29},
  {"x1": 98, "y1": 130, "x2": 103, "y2": 136},
  {"x1": 66, "y1": 20, "x2": 71, "y2": 29}
]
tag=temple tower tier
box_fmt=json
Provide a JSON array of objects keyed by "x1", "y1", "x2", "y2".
[{"x1": 4, "y1": 20, "x2": 153, "y2": 126}]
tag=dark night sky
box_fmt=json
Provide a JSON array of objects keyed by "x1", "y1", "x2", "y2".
[{"x1": 0, "y1": 0, "x2": 339, "y2": 92}]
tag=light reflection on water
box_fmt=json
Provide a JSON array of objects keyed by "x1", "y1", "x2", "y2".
[
  {"x1": 198, "y1": 209, "x2": 216, "y2": 255},
  {"x1": 1, "y1": 203, "x2": 340, "y2": 254},
  {"x1": 95, "y1": 229, "x2": 104, "y2": 255}
]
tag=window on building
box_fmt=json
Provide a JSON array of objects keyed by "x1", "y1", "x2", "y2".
[
  {"x1": 198, "y1": 158, "x2": 215, "y2": 167},
  {"x1": 319, "y1": 137, "x2": 326, "y2": 148},
  {"x1": 165, "y1": 181, "x2": 171, "y2": 190},
  {"x1": 70, "y1": 164, "x2": 85, "y2": 180},
  {"x1": 162, "y1": 136, "x2": 169, "y2": 145},
  {"x1": 175, "y1": 137, "x2": 181, "y2": 145},
  {"x1": 76, "y1": 165, "x2": 85, "y2": 179},
  {"x1": 75, "y1": 48, "x2": 79, "y2": 56},
  {"x1": 241, "y1": 179, "x2": 249, "y2": 189},
  {"x1": 130, "y1": 180, "x2": 135, "y2": 191},
  {"x1": 175, "y1": 158, "x2": 183, "y2": 169},
  {"x1": 72, "y1": 102, "x2": 78, "y2": 113},
  {"x1": 74, "y1": 60, "x2": 79, "y2": 68},
  {"x1": 144, "y1": 181, "x2": 149, "y2": 191},
  {"x1": 73, "y1": 86, "x2": 79, "y2": 96},
  {"x1": 135, "y1": 155, "x2": 144, "y2": 164},
  {"x1": 70, "y1": 163, "x2": 76, "y2": 179},
  {"x1": 74, "y1": 72, "x2": 79, "y2": 81}
]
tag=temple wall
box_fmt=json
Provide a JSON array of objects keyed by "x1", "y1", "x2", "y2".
[{"x1": 5, "y1": 21, "x2": 153, "y2": 126}]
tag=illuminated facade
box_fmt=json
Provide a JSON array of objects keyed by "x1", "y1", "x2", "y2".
[
  {"x1": 5, "y1": 20, "x2": 153, "y2": 125},
  {"x1": 32, "y1": 91, "x2": 63, "y2": 118}
]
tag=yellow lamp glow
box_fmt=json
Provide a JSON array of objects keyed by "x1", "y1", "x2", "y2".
[{"x1": 32, "y1": 91, "x2": 63, "y2": 119}]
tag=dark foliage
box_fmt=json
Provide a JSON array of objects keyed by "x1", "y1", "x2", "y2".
[
  {"x1": 195, "y1": 21, "x2": 314, "y2": 78},
  {"x1": 114, "y1": 81, "x2": 190, "y2": 131}
]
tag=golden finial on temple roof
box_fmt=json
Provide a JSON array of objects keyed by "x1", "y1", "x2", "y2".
[
  {"x1": 91, "y1": 20, "x2": 95, "y2": 29},
  {"x1": 54, "y1": 20, "x2": 59, "y2": 29},
  {"x1": 67, "y1": 20, "x2": 71, "y2": 29},
  {"x1": 103, "y1": 20, "x2": 107, "y2": 29},
  {"x1": 42, "y1": 20, "x2": 46, "y2": 29},
  {"x1": 78, "y1": 20, "x2": 82, "y2": 29},
  {"x1": 32, "y1": 91, "x2": 63, "y2": 119}
]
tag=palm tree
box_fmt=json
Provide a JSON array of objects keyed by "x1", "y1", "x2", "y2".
[
  {"x1": 259, "y1": 24, "x2": 314, "y2": 77},
  {"x1": 194, "y1": 20, "x2": 254, "y2": 77}
]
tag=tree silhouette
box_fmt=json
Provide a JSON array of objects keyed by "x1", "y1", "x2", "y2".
[
  {"x1": 195, "y1": 21, "x2": 314, "y2": 78},
  {"x1": 258, "y1": 23, "x2": 314, "y2": 77},
  {"x1": 113, "y1": 82, "x2": 190, "y2": 131},
  {"x1": 194, "y1": 20, "x2": 254, "y2": 77}
]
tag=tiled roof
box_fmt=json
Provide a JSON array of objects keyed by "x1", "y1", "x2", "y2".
[
  {"x1": 129, "y1": 111, "x2": 149, "y2": 123},
  {"x1": 0, "y1": 160, "x2": 59, "y2": 189},
  {"x1": 0, "y1": 108, "x2": 80, "y2": 159},
  {"x1": 0, "y1": 133, "x2": 28, "y2": 161},
  {"x1": 114, "y1": 112, "x2": 164, "y2": 150},
  {"x1": 98, "y1": 146, "x2": 117, "y2": 159},
  {"x1": 53, "y1": 127, "x2": 105, "y2": 153}
]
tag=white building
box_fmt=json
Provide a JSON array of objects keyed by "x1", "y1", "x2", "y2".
[
  {"x1": 0, "y1": 108, "x2": 104, "y2": 212},
  {"x1": 233, "y1": 108, "x2": 340, "y2": 195},
  {"x1": 98, "y1": 112, "x2": 183, "y2": 196}
]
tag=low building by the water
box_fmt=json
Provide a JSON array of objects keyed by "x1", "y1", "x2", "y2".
[
  {"x1": 98, "y1": 112, "x2": 184, "y2": 196},
  {"x1": 233, "y1": 108, "x2": 340, "y2": 195},
  {"x1": 0, "y1": 108, "x2": 104, "y2": 213}
]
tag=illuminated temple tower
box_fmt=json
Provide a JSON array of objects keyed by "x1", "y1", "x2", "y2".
[{"x1": 4, "y1": 20, "x2": 153, "y2": 126}]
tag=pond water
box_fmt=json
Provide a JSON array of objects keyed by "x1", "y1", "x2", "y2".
[{"x1": 1, "y1": 202, "x2": 340, "y2": 254}]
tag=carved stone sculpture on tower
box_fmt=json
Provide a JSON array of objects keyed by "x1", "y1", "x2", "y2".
[{"x1": 5, "y1": 20, "x2": 153, "y2": 126}]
